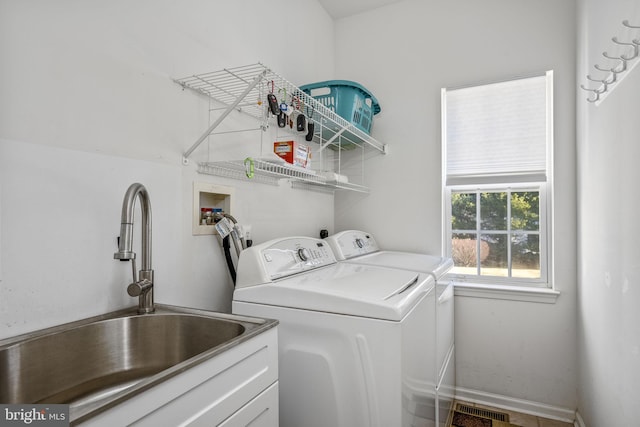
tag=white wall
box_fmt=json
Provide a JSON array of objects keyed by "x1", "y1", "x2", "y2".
[
  {"x1": 576, "y1": 0, "x2": 640, "y2": 425},
  {"x1": 12, "y1": 2, "x2": 635, "y2": 423},
  {"x1": 0, "y1": 0, "x2": 336, "y2": 339},
  {"x1": 333, "y1": 0, "x2": 578, "y2": 414}
]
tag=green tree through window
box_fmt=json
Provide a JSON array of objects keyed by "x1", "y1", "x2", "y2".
[{"x1": 451, "y1": 190, "x2": 540, "y2": 278}]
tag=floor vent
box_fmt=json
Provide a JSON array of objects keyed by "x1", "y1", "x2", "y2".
[{"x1": 455, "y1": 403, "x2": 510, "y2": 422}]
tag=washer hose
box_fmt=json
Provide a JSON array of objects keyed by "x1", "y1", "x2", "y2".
[{"x1": 223, "y1": 234, "x2": 237, "y2": 285}]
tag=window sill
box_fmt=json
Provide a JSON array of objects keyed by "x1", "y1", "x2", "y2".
[{"x1": 452, "y1": 282, "x2": 560, "y2": 304}]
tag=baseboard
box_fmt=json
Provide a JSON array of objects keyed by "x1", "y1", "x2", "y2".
[
  {"x1": 574, "y1": 411, "x2": 586, "y2": 427},
  {"x1": 454, "y1": 386, "x2": 575, "y2": 424}
]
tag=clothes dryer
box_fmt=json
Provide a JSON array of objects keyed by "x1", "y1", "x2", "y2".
[
  {"x1": 232, "y1": 236, "x2": 436, "y2": 427},
  {"x1": 325, "y1": 230, "x2": 455, "y2": 427}
]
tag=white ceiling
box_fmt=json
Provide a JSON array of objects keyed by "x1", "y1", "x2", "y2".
[{"x1": 317, "y1": 0, "x2": 405, "y2": 19}]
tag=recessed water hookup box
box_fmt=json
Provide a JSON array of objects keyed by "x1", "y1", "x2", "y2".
[{"x1": 193, "y1": 181, "x2": 235, "y2": 236}]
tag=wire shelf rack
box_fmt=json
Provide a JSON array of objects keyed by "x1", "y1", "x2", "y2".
[
  {"x1": 175, "y1": 63, "x2": 385, "y2": 192},
  {"x1": 197, "y1": 159, "x2": 370, "y2": 194},
  {"x1": 175, "y1": 63, "x2": 387, "y2": 157}
]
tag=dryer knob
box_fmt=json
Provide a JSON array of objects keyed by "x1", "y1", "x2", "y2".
[{"x1": 298, "y1": 248, "x2": 311, "y2": 261}]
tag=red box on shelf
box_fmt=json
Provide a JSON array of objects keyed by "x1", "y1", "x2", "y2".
[{"x1": 273, "y1": 141, "x2": 311, "y2": 168}]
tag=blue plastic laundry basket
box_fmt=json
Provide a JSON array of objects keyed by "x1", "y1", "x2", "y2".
[{"x1": 299, "y1": 80, "x2": 381, "y2": 135}]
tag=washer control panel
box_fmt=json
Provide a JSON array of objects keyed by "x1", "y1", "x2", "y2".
[
  {"x1": 325, "y1": 230, "x2": 380, "y2": 260},
  {"x1": 259, "y1": 237, "x2": 336, "y2": 280}
]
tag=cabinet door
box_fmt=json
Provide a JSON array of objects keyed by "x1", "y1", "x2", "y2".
[{"x1": 219, "y1": 382, "x2": 279, "y2": 427}]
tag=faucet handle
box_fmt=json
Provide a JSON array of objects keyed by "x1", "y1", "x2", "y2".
[{"x1": 127, "y1": 279, "x2": 153, "y2": 297}]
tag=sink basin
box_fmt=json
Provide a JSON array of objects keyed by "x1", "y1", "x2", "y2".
[{"x1": 0, "y1": 304, "x2": 277, "y2": 424}]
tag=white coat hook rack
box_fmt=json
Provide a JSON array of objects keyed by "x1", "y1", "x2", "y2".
[{"x1": 581, "y1": 20, "x2": 640, "y2": 104}]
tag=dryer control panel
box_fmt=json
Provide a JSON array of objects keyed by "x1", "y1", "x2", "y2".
[
  {"x1": 236, "y1": 237, "x2": 337, "y2": 286},
  {"x1": 325, "y1": 230, "x2": 380, "y2": 261}
]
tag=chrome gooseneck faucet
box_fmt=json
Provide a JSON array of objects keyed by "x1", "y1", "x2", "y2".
[{"x1": 114, "y1": 183, "x2": 155, "y2": 314}]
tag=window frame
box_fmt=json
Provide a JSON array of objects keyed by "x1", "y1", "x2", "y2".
[
  {"x1": 444, "y1": 182, "x2": 550, "y2": 288},
  {"x1": 441, "y1": 71, "x2": 554, "y2": 290}
]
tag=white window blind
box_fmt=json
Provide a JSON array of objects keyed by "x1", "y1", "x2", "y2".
[{"x1": 444, "y1": 72, "x2": 551, "y2": 185}]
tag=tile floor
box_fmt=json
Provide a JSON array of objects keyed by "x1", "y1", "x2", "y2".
[{"x1": 451, "y1": 401, "x2": 574, "y2": 427}]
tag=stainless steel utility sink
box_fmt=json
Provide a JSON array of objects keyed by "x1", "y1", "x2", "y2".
[{"x1": 0, "y1": 304, "x2": 277, "y2": 424}]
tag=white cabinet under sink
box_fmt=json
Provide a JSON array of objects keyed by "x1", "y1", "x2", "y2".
[{"x1": 79, "y1": 327, "x2": 278, "y2": 427}]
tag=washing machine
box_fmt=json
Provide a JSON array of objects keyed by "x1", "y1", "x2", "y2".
[
  {"x1": 325, "y1": 230, "x2": 455, "y2": 427},
  {"x1": 232, "y1": 236, "x2": 437, "y2": 427}
]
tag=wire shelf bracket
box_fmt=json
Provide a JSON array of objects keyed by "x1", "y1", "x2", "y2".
[{"x1": 178, "y1": 68, "x2": 268, "y2": 165}]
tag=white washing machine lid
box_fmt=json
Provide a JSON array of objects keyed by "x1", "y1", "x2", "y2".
[
  {"x1": 347, "y1": 251, "x2": 454, "y2": 279},
  {"x1": 233, "y1": 262, "x2": 434, "y2": 321},
  {"x1": 325, "y1": 230, "x2": 453, "y2": 279}
]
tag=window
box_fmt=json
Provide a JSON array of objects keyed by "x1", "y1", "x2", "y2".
[{"x1": 442, "y1": 71, "x2": 553, "y2": 287}]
